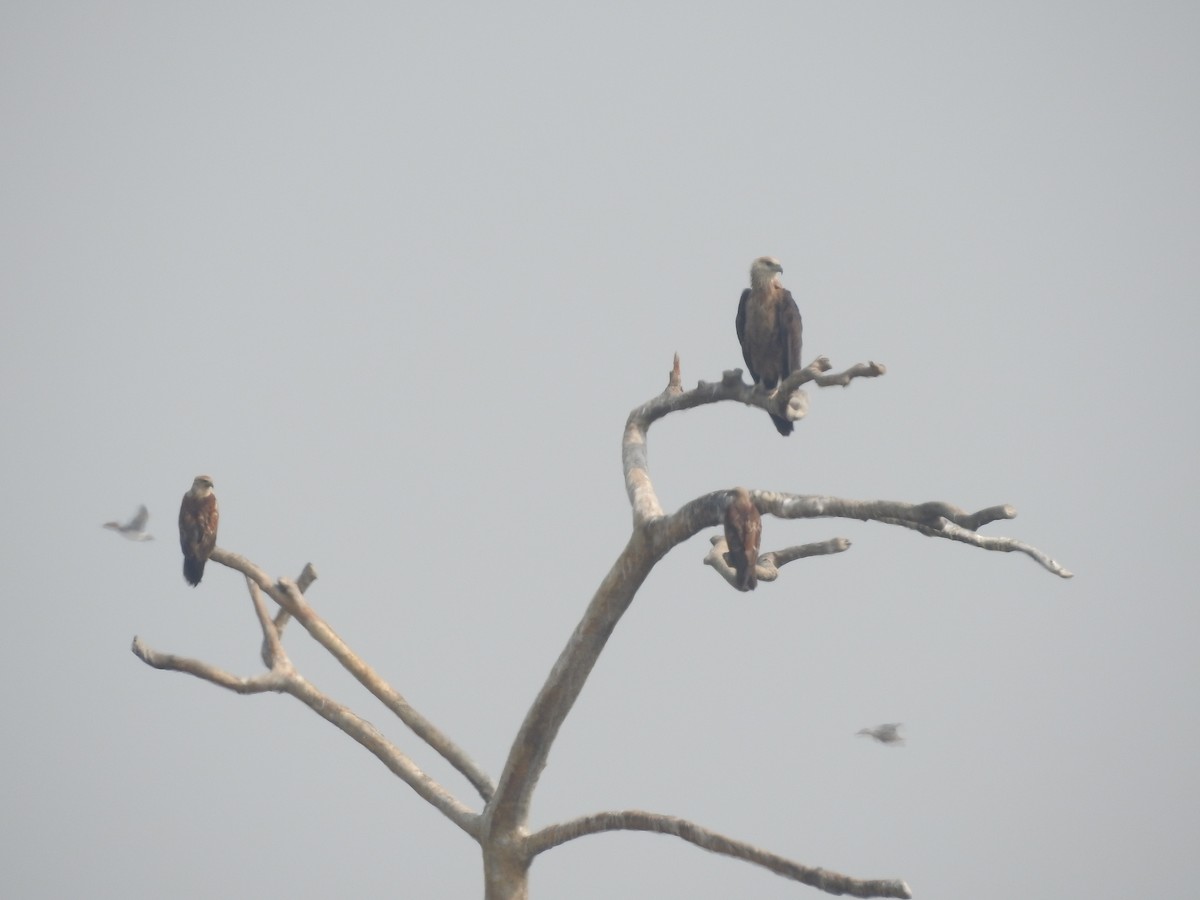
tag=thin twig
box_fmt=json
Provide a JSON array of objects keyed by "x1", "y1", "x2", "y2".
[
  {"x1": 267, "y1": 562, "x2": 316, "y2": 648},
  {"x1": 248, "y1": 577, "x2": 286, "y2": 669}
]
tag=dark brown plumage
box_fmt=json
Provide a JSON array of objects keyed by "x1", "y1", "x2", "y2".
[
  {"x1": 723, "y1": 487, "x2": 762, "y2": 591},
  {"x1": 179, "y1": 475, "x2": 218, "y2": 586},
  {"x1": 735, "y1": 256, "x2": 804, "y2": 436}
]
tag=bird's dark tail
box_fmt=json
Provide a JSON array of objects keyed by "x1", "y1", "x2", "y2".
[
  {"x1": 739, "y1": 566, "x2": 757, "y2": 591},
  {"x1": 770, "y1": 413, "x2": 794, "y2": 437},
  {"x1": 183, "y1": 557, "x2": 206, "y2": 586},
  {"x1": 724, "y1": 550, "x2": 758, "y2": 591}
]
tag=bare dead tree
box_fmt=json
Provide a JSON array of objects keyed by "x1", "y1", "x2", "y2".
[{"x1": 133, "y1": 353, "x2": 1070, "y2": 899}]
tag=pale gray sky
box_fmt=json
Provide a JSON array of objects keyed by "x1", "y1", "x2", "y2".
[{"x1": 2, "y1": 3, "x2": 1197, "y2": 898}]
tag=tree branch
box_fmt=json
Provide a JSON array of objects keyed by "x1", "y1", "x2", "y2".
[
  {"x1": 131, "y1": 636, "x2": 290, "y2": 694},
  {"x1": 279, "y1": 673, "x2": 482, "y2": 839},
  {"x1": 667, "y1": 490, "x2": 1070, "y2": 580},
  {"x1": 208, "y1": 549, "x2": 496, "y2": 801},
  {"x1": 133, "y1": 552, "x2": 490, "y2": 837},
  {"x1": 263, "y1": 561, "x2": 317, "y2": 655},
  {"x1": 248, "y1": 576, "x2": 286, "y2": 669},
  {"x1": 486, "y1": 533, "x2": 662, "y2": 838},
  {"x1": 132, "y1": 591, "x2": 483, "y2": 839},
  {"x1": 623, "y1": 357, "x2": 884, "y2": 526},
  {"x1": 527, "y1": 811, "x2": 911, "y2": 899},
  {"x1": 704, "y1": 535, "x2": 851, "y2": 589}
]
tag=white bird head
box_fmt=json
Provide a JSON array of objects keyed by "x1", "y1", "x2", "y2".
[{"x1": 749, "y1": 256, "x2": 784, "y2": 288}]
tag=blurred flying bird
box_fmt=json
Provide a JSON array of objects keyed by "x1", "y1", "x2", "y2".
[
  {"x1": 102, "y1": 505, "x2": 153, "y2": 541},
  {"x1": 857, "y1": 723, "x2": 905, "y2": 745}
]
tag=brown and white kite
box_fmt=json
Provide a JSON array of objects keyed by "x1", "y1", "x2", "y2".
[
  {"x1": 178, "y1": 475, "x2": 218, "y2": 586},
  {"x1": 735, "y1": 256, "x2": 804, "y2": 436},
  {"x1": 723, "y1": 487, "x2": 762, "y2": 591}
]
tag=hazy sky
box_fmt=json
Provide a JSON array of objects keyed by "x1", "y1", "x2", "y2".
[{"x1": 2, "y1": 3, "x2": 1197, "y2": 898}]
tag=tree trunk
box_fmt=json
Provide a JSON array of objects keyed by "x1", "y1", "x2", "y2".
[{"x1": 482, "y1": 839, "x2": 531, "y2": 900}]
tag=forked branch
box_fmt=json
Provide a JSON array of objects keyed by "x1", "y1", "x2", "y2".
[
  {"x1": 212, "y1": 550, "x2": 496, "y2": 801},
  {"x1": 131, "y1": 556, "x2": 486, "y2": 837},
  {"x1": 624, "y1": 356, "x2": 884, "y2": 524}
]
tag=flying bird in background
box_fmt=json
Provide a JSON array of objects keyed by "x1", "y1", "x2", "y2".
[
  {"x1": 857, "y1": 723, "x2": 905, "y2": 746},
  {"x1": 735, "y1": 256, "x2": 804, "y2": 436},
  {"x1": 178, "y1": 475, "x2": 219, "y2": 586},
  {"x1": 723, "y1": 487, "x2": 762, "y2": 591},
  {"x1": 102, "y1": 505, "x2": 153, "y2": 541}
]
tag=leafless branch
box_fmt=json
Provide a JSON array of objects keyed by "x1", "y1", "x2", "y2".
[
  {"x1": 890, "y1": 516, "x2": 1073, "y2": 578},
  {"x1": 246, "y1": 577, "x2": 287, "y2": 669},
  {"x1": 704, "y1": 534, "x2": 851, "y2": 588},
  {"x1": 265, "y1": 561, "x2": 317, "y2": 650},
  {"x1": 752, "y1": 493, "x2": 1071, "y2": 578},
  {"x1": 278, "y1": 674, "x2": 481, "y2": 839},
  {"x1": 810, "y1": 360, "x2": 888, "y2": 387},
  {"x1": 272, "y1": 577, "x2": 496, "y2": 801},
  {"x1": 132, "y1": 554, "x2": 492, "y2": 834},
  {"x1": 668, "y1": 489, "x2": 1070, "y2": 580},
  {"x1": 130, "y1": 636, "x2": 289, "y2": 694},
  {"x1": 623, "y1": 357, "x2": 881, "y2": 526},
  {"x1": 527, "y1": 811, "x2": 911, "y2": 899},
  {"x1": 207, "y1": 550, "x2": 496, "y2": 801}
]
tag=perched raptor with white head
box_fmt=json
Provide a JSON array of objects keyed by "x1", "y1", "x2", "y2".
[
  {"x1": 735, "y1": 256, "x2": 804, "y2": 436},
  {"x1": 178, "y1": 475, "x2": 218, "y2": 586}
]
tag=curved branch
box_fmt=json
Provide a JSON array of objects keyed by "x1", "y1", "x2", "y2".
[
  {"x1": 704, "y1": 535, "x2": 850, "y2": 589},
  {"x1": 131, "y1": 636, "x2": 289, "y2": 694},
  {"x1": 527, "y1": 811, "x2": 911, "y2": 899},
  {"x1": 899, "y1": 517, "x2": 1073, "y2": 578},
  {"x1": 209, "y1": 549, "x2": 497, "y2": 801},
  {"x1": 623, "y1": 357, "x2": 884, "y2": 526}
]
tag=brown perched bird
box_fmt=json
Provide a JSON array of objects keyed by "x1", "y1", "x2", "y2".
[
  {"x1": 723, "y1": 487, "x2": 762, "y2": 591},
  {"x1": 178, "y1": 475, "x2": 218, "y2": 586},
  {"x1": 735, "y1": 256, "x2": 804, "y2": 436}
]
